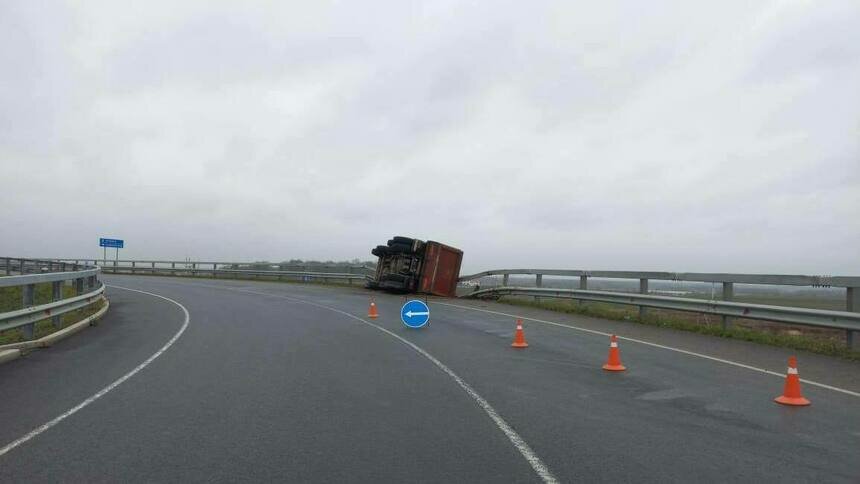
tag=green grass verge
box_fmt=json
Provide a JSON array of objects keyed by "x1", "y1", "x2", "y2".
[
  {"x1": 0, "y1": 284, "x2": 106, "y2": 346},
  {"x1": 497, "y1": 296, "x2": 860, "y2": 361}
]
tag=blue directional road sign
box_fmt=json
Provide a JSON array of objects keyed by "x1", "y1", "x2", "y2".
[
  {"x1": 401, "y1": 300, "x2": 430, "y2": 328},
  {"x1": 99, "y1": 238, "x2": 124, "y2": 249}
]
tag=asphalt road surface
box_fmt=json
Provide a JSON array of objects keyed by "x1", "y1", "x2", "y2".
[{"x1": 1, "y1": 275, "x2": 859, "y2": 483}]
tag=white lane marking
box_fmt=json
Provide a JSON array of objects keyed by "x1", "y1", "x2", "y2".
[
  {"x1": 435, "y1": 301, "x2": 860, "y2": 399},
  {"x1": 0, "y1": 285, "x2": 191, "y2": 458},
  {"x1": 200, "y1": 285, "x2": 558, "y2": 484}
]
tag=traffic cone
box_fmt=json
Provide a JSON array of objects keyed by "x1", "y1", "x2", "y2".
[
  {"x1": 774, "y1": 356, "x2": 810, "y2": 406},
  {"x1": 511, "y1": 319, "x2": 528, "y2": 348},
  {"x1": 602, "y1": 334, "x2": 626, "y2": 371},
  {"x1": 368, "y1": 299, "x2": 379, "y2": 319}
]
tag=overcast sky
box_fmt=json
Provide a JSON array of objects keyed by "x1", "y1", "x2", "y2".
[{"x1": 1, "y1": 0, "x2": 858, "y2": 274}]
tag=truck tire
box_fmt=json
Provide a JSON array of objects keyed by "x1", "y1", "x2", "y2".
[
  {"x1": 371, "y1": 245, "x2": 390, "y2": 257},
  {"x1": 391, "y1": 236, "x2": 415, "y2": 245},
  {"x1": 388, "y1": 243, "x2": 413, "y2": 254}
]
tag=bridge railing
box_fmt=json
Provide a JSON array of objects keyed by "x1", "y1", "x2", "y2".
[
  {"x1": 459, "y1": 269, "x2": 860, "y2": 349},
  {"x1": 1, "y1": 257, "x2": 104, "y2": 342},
  {"x1": 50, "y1": 259, "x2": 374, "y2": 284}
]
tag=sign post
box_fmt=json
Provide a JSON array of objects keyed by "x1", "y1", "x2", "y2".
[{"x1": 99, "y1": 238, "x2": 124, "y2": 265}]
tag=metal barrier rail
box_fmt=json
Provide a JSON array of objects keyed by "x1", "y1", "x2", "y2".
[
  {"x1": 464, "y1": 286, "x2": 860, "y2": 349},
  {"x1": 459, "y1": 268, "x2": 860, "y2": 289},
  {"x1": 51, "y1": 259, "x2": 375, "y2": 275},
  {"x1": 2, "y1": 257, "x2": 92, "y2": 277},
  {"x1": 47, "y1": 259, "x2": 371, "y2": 284},
  {"x1": 460, "y1": 268, "x2": 860, "y2": 325},
  {"x1": 0, "y1": 258, "x2": 103, "y2": 341},
  {"x1": 98, "y1": 265, "x2": 368, "y2": 283}
]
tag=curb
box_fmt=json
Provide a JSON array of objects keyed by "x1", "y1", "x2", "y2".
[
  {"x1": 0, "y1": 348, "x2": 21, "y2": 365},
  {"x1": 0, "y1": 297, "x2": 110, "y2": 361},
  {"x1": 38, "y1": 297, "x2": 110, "y2": 348}
]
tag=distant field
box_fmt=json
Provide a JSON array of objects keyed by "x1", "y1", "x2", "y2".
[{"x1": 688, "y1": 291, "x2": 844, "y2": 311}]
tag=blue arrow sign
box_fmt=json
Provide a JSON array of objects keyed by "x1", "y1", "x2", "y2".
[{"x1": 401, "y1": 299, "x2": 430, "y2": 328}]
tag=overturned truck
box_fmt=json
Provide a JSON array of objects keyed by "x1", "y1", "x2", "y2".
[{"x1": 366, "y1": 236, "x2": 463, "y2": 297}]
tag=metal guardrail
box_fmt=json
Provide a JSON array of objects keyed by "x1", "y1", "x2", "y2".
[
  {"x1": 459, "y1": 269, "x2": 860, "y2": 288},
  {"x1": 53, "y1": 259, "x2": 376, "y2": 273},
  {"x1": 47, "y1": 259, "x2": 373, "y2": 284},
  {"x1": 1, "y1": 257, "x2": 104, "y2": 341},
  {"x1": 460, "y1": 268, "x2": 860, "y2": 350},
  {"x1": 467, "y1": 286, "x2": 860, "y2": 329}
]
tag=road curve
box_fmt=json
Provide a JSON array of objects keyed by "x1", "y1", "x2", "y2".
[{"x1": 1, "y1": 275, "x2": 859, "y2": 482}]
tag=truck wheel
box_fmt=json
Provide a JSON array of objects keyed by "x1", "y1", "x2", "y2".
[
  {"x1": 391, "y1": 236, "x2": 415, "y2": 245},
  {"x1": 371, "y1": 245, "x2": 390, "y2": 257},
  {"x1": 388, "y1": 243, "x2": 413, "y2": 254}
]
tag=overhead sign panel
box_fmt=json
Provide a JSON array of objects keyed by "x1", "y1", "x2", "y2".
[{"x1": 99, "y1": 238, "x2": 124, "y2": 248}]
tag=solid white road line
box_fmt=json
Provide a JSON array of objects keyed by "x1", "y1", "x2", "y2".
[
  {"x1": 208, "y1": 286, "x2": 559, "y2": 484},
  {"x1": 435, "y1": 301, "x2": 860, "y2": 399},
  {"x1": 0, "y1": 285, "x2": 191, "y2": 458}
]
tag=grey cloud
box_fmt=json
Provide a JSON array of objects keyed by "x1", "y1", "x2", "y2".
[{"x1": 1, "y1": 0, "x2": 858, "y2": 274}]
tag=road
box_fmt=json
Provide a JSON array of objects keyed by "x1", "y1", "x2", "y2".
[{"x1": 1, "y1": 275, "x2": 859, "y2": 482}]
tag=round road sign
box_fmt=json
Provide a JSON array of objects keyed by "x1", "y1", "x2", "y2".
[{"x1": 400, "y1": 300, "x2": 430, "y2": 328}]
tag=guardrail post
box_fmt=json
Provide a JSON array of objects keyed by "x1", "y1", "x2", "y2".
[
  {"x1": 75, "y1": 278, "x2": 84, "y2": 295},
  {"x1": 848, "y1": 287, "x2": 859, "y2": 350},
  {"x1": 639, "y1": 278, "x2": 649, "y2": 319},
  {"x1": 21, "y1": 283, "x2": 35, "y2": 340},
  {"x1": 4, "y1": 257, "x2": 9, "y2": 275},
  {"x1": 212, "y1": 263, "x2": 217, "y2": 278},
  {"x1": 19, "y1": 259, "x2": 25, "y2": 274},
  {"x1": 51, "y1": 281, "x2": 63, "y2": 329},
  {"x1": 721, "y1": 282, "x2": 734, "y2": 330},
  {"x1": 192, "y1": 262, "x2": 196, "y2": 276},
  {"x1": 151, "y1": 261, "x2": 155, "y2": 272},
  {"x1": 534, "y1": 274, "x2": 543, "y2": 302},
  {"x1": 579, "y1": 275, "x2": 588, "y2": 305},
  {"x1": 502, "y1": 274, "x2": 509, "y2": 286},
  {"x1": 131, "y1": 261, "x2": 136, "y2": 274}
]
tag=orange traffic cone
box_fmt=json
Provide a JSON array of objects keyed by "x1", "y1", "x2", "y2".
[
  {"x1": 774, "y1": 356, "x2": 810, "y2": 406},
  {"x1": 368, "y1": 299, "x2": 379, "y2": 319},
  {"x1": 602, "y1": 334, "x2": 626, "y2": 371},
  {"x1": 511, "y1": 319, "x2": 528, "y2": 348}
]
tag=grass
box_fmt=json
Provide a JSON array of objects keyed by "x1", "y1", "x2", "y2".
[
  {"x1": 497, "y1": 296, "x2": 860, "y2": 361},
  {"x1": 0, "y1": 283, "x2": 106, "y2": 346}
]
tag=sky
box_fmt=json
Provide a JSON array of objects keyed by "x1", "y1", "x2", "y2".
[{"x1": 1, "y1": 0, "x2": 858, "y2": 274}]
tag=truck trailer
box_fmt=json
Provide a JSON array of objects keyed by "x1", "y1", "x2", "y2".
[{"x1": 366, "y1": 236, "x2": 463, "y2": 297}]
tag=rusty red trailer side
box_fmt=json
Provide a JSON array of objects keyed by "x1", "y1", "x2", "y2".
[{"x1": 417, "y1": 241, "x2": 463, "y2": 297}]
